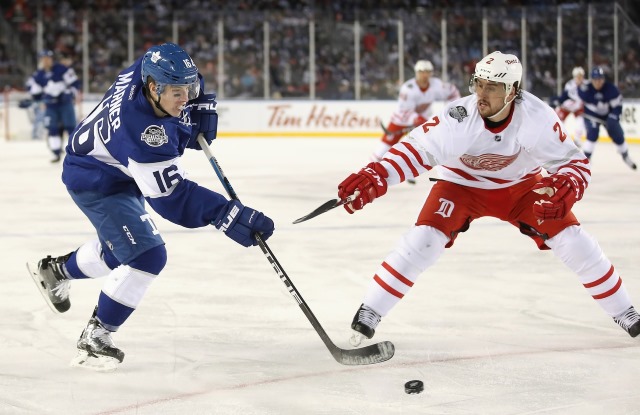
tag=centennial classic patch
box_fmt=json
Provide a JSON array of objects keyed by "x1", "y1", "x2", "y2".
[
  {"x1": 140, "y1": 125, "x2": 168, "y2": 147},
  {"x1": 448, "y1": 106, "x2": 468, "y2": 123}
]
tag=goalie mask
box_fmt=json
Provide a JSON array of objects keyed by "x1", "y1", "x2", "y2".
[{"x1": 469, "y1": 51, "x2": 522, "y2": 96}]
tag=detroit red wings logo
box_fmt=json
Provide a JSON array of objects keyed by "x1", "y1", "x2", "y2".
[{"x1": 459, "y1": 149, "x2": 521, "y2": 171}]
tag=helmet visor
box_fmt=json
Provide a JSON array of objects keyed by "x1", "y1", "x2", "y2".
[{"x1": 156, "y1": 81, "x2": 200, "y2": 101}]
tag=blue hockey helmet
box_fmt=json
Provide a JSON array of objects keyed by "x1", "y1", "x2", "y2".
[
  {"x1": 38, "y1": 49, "x2": 54, "y2": 58},
  {"x1": 591, "y1": 67, "x2": 605, "y2": 80},
  {"x1": 141, "y1": 42, "x2": 199, "y2": 100}
]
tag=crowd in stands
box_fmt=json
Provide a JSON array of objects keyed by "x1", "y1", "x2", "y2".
[{"x1": 1, "y1": 0, "x2": 640, "y2": 99}]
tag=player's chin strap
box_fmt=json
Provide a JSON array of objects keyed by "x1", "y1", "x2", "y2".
[
  {"x1": 486, "y1": 94, "x2": 516, "y2": 121},
  {"x1": 144, "y1": 86, "x2": 172, "y2": 117}
]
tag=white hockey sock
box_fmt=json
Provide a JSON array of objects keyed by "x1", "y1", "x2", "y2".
[
  {"x1": 101, "y1": 265, "x2": 155, "y2": 311},
  {"x1": 363, "y1": 226, "x2": 448, "y2": 316},
  {"x1": 75, "y1": 238, "x2": 113, "y2": 278},
  {"x1": 546, "y1": 225, "x2": 632, "y2": 316},
  {"x1": 615, "y1": 142, "x2": 629, "y2": 155},
  {"x1": 48, "y1": 135, "x2": 62, "y2": 152},
  {"x1": 581, "y1": 140, "x2": 596, "y2": 156}
]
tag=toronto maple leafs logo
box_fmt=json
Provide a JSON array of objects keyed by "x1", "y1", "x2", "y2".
[
  {"x1": 150, "y1": 51, "x2": 161, "y2": 63},
  {"x1": 448, "y1": 106, "x2": 468, "y2": 123},
  {"x1": 140, "y1": 125, "x2": 168, "y2": 147}
]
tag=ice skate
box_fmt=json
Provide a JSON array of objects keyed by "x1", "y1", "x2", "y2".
[
  {"x1": 349, "y1": 304, "x2": 381, "y2": 347},
  {"x1": 26, "y1": 253, "x2": 72, "y2": 313},
  {"x1": 70, "y1": 308, "x2": 124, "y2": 372},
  {"x1": 621, "y1": 151, "x2": 637, "y2": 170},
  {"x1": 613, "y1": 306, "x2": 640, "y2": 338}
]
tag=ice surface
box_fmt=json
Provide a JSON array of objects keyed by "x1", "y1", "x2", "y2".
[{"x1": 1, "y1": 137, "x2": 639, "y2": 415}]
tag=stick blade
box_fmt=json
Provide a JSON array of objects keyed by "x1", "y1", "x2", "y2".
[
  {"x1": 292, "y1": 198, "x2": 342, "y2": 224},
  {"x1": 334, "y1": 341, "x2": 395, "y2": 365}
]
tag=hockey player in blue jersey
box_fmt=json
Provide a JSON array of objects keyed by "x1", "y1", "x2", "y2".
[
  {"x1": 27, "y1": 50, "x2": 80, "y2": 162},
  {"x1": 26, "y1": 42, "x2": 275, "y2": 371},
  {"x1": 577, "y1": 67, "x2": 636, "y2": 170}
]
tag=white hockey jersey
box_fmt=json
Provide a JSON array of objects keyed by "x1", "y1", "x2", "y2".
[
  {"x1": 380, "y1": 91, "x2": 591, "y2": 190},
  {"x1": 390, "y1": 77, "x2": 460, "y2": 127}
]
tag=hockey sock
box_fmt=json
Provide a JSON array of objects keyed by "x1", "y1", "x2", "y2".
[
  {"x1": 363, "y1": 226, "x2": 448, "y2": 316},
  {"x1": 95, "y1": 246, "x2": 166, "y2": 330},
  {"x1": 65, "y1": 238, "x2": 114, "y2": 279},
  {"x1": 546, "y1": 225, "x2": 632, "y2": 316}
]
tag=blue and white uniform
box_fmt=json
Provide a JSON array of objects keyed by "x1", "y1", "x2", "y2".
[
  {"x1": 61, "y1": 58, "x2": 226, "y2": 330},
  {"x1": 28, "y1": 57, "x2": 80, "y2": 158},
  {"x1": 576, "y1": 67, "x2": 635, "y2": 168},
  {"x1": 577, "y1": 80, "x2": 623, "y2": 143},
  {"x1": 27, "y1": 43, "x2": 274, "y2": 370}
]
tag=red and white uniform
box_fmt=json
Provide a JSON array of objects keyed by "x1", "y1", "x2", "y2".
[
  {"x1": 391, "y1": 77, "x2": 460, "y2": 127},
  {"x1": 382, "y1": 91, "x2": 589, "y2": 189},
  {"x1": 358, "y1": 91, "x2": 633, "y2": 324}
]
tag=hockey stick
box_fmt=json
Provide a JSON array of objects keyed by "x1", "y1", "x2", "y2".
[
  {"x1": 197, "y1": 136, "x2": 395, "y2": 365},
  {"x1": 379, "y1": 121, "x2": 414, "y2": 136},
  {"x1": 580, "y1": 112, "x2": 606, "y2": 125},
  {"x1": 292, "y1": 192, "x2": 359, "y2": 224}
]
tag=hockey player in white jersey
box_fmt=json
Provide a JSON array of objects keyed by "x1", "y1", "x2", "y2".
[
  {"x1": 337, "y1": 51, "x2": 640, "y2": 347},
  {"x1": 26, "y1": 43, "x2": 275, "y2": 371},
  {"x1": 550, "y1": 66, "x2": 586, "y2": 143},
  {"x1": 372, "y1": 59, "x2": 460, "y2": 162}
]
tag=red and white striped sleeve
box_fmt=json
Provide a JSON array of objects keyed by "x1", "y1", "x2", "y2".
[{"x1": 378, "y1": 139, "x2": 436, "y2": 186}]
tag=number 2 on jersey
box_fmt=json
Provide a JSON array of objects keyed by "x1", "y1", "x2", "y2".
[
  {"x1": 421, "y1": 116, "x2": 440, "y2": 133},
  {"x1": 553, "y1": 122, "x2": 567, "y2": 142}
]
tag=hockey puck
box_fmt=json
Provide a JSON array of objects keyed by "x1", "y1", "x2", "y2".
[{"x1": 404, "y1": 380, "x2": 424, "y2": 394}]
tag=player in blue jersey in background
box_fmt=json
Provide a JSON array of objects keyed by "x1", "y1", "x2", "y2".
[
  {"x1": 27, "y1": 50, "x2": 80, "y2": 162},
  {"x1": 26, "y1": 42, "x2": 275, "y2": 371},
  {"x1": 577, "y1": 67, "x2": 636, "y2": 170}
]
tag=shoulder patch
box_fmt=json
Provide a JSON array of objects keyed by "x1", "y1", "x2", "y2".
[
  {"x1": 448, "y1": 106, "x2": 468, "y2": 123},
  {"x1": 141, "y1": 125, "x2": 168, "y2": 147}
]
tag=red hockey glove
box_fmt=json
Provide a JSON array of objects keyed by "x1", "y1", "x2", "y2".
[
  {"x1": 532, "y1": 174, "x2": 583, "y2": 220},
  {"x1": 413, "y1": 115, "x2": 427, "y2": 127},
  {"x1": 338, "y1": 162, "x2": 389, "y2": 214},
  {"x1": 381, "y1": 123, "x2": 408, "y2": 145}
]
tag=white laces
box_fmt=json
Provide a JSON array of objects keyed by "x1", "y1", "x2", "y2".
[
  {"x1": 358, "y1": 305, "x2": 381, "y2": 329},
  {"x1": 51, "y1": 280, "x2": 70, "y2": 300},
  {"x1": 615, "y1": 307, "x2": 640, "y2": 329}
]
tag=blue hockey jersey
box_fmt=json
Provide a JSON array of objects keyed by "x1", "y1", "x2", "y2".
[
  {"x1": 62, "y1": 57, "x2": 227, "y2": 228},
  {"x1": 577, "y1": 81, "x2": 623, "y2": 122},
  {"x1": 28, "y1": 62, "x2": 80, "y2": 105}
]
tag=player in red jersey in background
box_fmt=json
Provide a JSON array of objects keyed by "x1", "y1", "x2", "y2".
[
  {"x1": 550, "y1": 66, "x2": 586, "y2": 145},
  {"x1": 372, "y1": 59, "x2": 460, "y2": 162}
]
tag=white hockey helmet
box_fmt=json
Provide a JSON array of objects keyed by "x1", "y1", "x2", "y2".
[
  {"x1": 470, "y1": 51, "x2": 522, "y2": 95},
  {"x1": 572, "y1": 66, "x2": 585, "y2": 78},
  {"x1": 414, "y1": 60, "x2": 434, "y2": 73}
]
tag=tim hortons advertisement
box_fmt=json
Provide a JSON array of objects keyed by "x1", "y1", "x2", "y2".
[
  {"x1": 3, "y1": 97, "x2": 640, "y2": 141},
  {"x1": 213, "y1": 101, "x2": 400, "y2": 138}
]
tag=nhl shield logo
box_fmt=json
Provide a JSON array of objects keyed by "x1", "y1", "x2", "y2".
[
  {"x1": 141, "y1": 125, "x2": 168, "y2": 147},
  {"x1": 448, "y1": 106, "x2": 468, "y2": 123}
]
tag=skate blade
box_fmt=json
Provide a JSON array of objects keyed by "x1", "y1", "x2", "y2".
[
  {"x1": 70, "y1": 351, "x2": 120, "y2": 372},
  {"x1": 26, "y1": 262, "x2": 63, "y2": 314}
]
